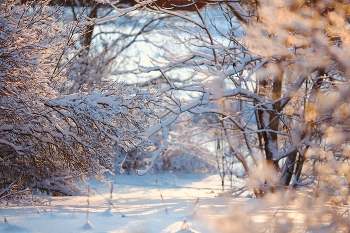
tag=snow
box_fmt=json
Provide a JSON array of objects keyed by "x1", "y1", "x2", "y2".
[
  {"x1": 3, "y1": 173, "x2": 346, "y2": 233},
  {"x1": 0, "y1": 173, "x2": 246, "y2": 233}
]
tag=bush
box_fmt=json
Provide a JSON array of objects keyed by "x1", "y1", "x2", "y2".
[{"x1": 0, "y1": 0, "x2": 159, "y2": 197}]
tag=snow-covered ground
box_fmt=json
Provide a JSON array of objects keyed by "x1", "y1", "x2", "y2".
[
  {"x1": 2, "y1": 173, "x2": 349, "y2": 233},
  {"x1": 0, "y1": 173, "x2": 247, "y2": 233}
]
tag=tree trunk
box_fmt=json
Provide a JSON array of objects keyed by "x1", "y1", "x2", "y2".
[
  {"x1": 83, "y1": 4, "x2": 101, "y2": 50},
  {"x1": 279, "y1": 151, "x2": 298, "y2": 187}
]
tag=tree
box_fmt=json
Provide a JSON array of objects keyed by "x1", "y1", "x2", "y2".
[
  {"x1": 60, "y1": 1, "x2": 174, "y2": 93},
  {"x1": 5, "y1": 0, "x2": 350, "y2": 201},
  {"x1": 237, "y1": 0, "x2": 350, "y2": 195},
  {"x1": 0, "y1": 0, "x2": 160, "y2": 197},
  {"x1": 93, "y1": 0, "x2": 350, "y2": 198}
]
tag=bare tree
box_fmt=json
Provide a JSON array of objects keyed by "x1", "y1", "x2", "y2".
[
  {"x1": 6, "y1": 0, "x2": 350, "y2": 200},
  {"x1": 92, "y1": 0, "x2": 350, "y2": 198}
]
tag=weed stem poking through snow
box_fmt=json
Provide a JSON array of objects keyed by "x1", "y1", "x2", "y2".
[
  {"x1": 92, "y1": 188, "x2": 125, "y2": 217},
  {"x1": 86, "y1": 185, "x2": 90, "y2": 224},
  {"x1": 194, "y1": 197, "x2": 199, "y2": 216},
  {"x1": 156, "y1": 178, "x2": 168, "y2": 213},
  {"x1": 0, "y1": 207, "x2": 9, "y2": 226}
]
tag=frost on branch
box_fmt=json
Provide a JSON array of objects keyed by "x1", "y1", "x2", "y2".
[
  {"x1": 0, "y1": 0, "x2": 160, "y2": 197},
  {"x1": 126, "y1": 0, "x2": 350, "y2": 197}
]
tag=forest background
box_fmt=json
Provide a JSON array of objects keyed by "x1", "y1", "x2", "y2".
[{"x1": 2, "y1": 0, "x2": 350, "y2": 231}]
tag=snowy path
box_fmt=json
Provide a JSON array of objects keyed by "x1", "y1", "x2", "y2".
[
  {"x1": 2, "y1": 173, "x2": 347, "y2": 232},
  {"x1": 0, "y1": 173, "x2": 245, "y2": 233}
]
